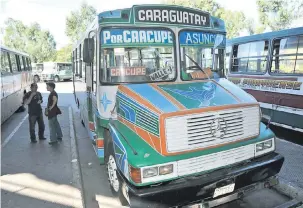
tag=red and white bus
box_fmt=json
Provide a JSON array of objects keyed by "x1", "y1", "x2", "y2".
[
  {"x1": 226, "y1": 27, "x2": 303, "y2": 132},
  {"x1": 1, "y1": 46, "x2": 33, "y2": 124}
]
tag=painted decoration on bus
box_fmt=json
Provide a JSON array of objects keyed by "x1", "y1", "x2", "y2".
[
  {"x1": 110, "y1": 67, "x2": 146, "y2": 76},
  {"x1": 229, "y1": 77, "x2": 302, "y2": 91},
  {"x1": 134, "y1": 5, "x2": 210, "y2": 27},
  {"x1": 101, "y1": 29, "x2": 173, "y2": 47},
  {"x1": 179, "y1": 31, "x2": 225, "y2": 47}
]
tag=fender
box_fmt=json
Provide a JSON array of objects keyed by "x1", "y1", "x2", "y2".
[{"x1": 107, "y1": 123, "x2": 130, "y2": 181}]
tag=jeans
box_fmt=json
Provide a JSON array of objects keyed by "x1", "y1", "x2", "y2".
[
  {"x1": 48, "y1": 116, "x2": 63, "y2": 142},
  {"x1": 29, "y1": 113, "x2": 45, "y2": 140}
]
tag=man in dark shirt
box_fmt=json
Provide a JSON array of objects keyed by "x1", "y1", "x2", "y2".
[
  {"x1": 46, "y1": 82, "x2": 62, "y2": 145},
  {"x1": 23, "y1": 83, "x2": 46, "y2": 143}
]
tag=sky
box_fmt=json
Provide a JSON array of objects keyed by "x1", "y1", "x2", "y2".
[{"x1": 0, "y1": 0, "x2": 299, "y2": 49}]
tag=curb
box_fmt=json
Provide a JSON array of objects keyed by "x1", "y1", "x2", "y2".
[
  {"x1": 275, "y1": 177, "x2": 303, "y2": 203},
  {"x1": 69, "y1": 106, "x2": 86, "y2": 208}
]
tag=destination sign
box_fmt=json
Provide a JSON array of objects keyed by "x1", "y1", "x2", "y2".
[
  {"x1": 179, "y1": 31, "x2": 225, "y2": 47},
  {"x1": 134, "y1": 6, "x2": 210, "y2": 27},
  {"x1": 110, "y1": 67, "x2": 146, "y2": 76},
  {"x1": 101, "y1": 29, "x2": 173, "y2": 46}
]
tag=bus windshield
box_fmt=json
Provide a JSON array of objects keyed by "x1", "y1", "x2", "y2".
[
  {"x1": 179, "y1": 30, "x2": 226, "y2": 80},
  {"x1": 100, "y1": 28, "x2": 176, "y2": 83},
  {"x1": 57, "y1": 63, "x2": 72, "y2": 71}
]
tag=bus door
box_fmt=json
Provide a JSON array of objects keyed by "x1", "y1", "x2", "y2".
[{"x1": 85, "y1": 34, "x2": 98, "y2": 144}]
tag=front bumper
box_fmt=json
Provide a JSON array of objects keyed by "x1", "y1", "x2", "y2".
[{"x1": 122, "y1": 152, "x2": 284, "y2": 208}]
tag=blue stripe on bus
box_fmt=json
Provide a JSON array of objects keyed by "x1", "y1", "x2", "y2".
[{"x1": 126, "y1": 84, "x2": 178, "y2": 113}]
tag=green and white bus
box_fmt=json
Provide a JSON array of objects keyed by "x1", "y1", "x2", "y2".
[
  {"x1": 73, "y1": 5, "x2": 284, "y2": 207},
  {"x1": 40, "y1": 62, "x2": 72, "y2": 82}
]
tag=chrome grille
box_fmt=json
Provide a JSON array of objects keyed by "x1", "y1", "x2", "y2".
[
  {"x1": 165, "y1": 106, "x2": 259, "y2": 153},
  {"x1": 177, "y1": 144, "x2": 255, "y2": 176}
]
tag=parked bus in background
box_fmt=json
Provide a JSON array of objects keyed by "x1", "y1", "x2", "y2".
[
  {"x1": 32, "y1": 63, "x2": 44, "y2": 82},
  {"x1": 1, "y1": 46, "x2": 32, "y2": 124},
  {"x1": 72, "y1": 5, "x2": 284, "y2": 207},
  {"x1": 40, "y1": 62, "x2": 72, "y2": 82},
  {"x1": 226, "y1": 27, "x2": 303, "y2": 132}
]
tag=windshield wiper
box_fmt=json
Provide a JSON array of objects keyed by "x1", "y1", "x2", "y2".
[{"x1": 185, "y1": 54, "x2": 210, "y2": 80}]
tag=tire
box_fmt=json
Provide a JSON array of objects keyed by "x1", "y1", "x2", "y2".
[
  {"x1": 34, "y1": 75, "x2": 40, "y2": 83},
  {"x1": 54, "y1": 76, "x2": 60, "y2": 82},
  {"x1": 105, "y1": 140, "x2": 129, "y2": 206}
]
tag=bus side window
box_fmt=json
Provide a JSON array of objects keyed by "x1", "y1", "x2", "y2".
[
  {"x1": 1, "y1": 51, "x2": 11, "y2": 74},
  {"x1": 296, "y1": 36, "x2": 303, "y2": 74},
  {"x1": 22, "y1": 56, "x2": 27, "y2": 71},
  {"x1": 232, "y1": 41, "x2": 268, "y2": 74},
  {"x1": 26, "y1": 58, "x2": 32, "y2": 71},
  {"x1": 271, "y1": 36, "x2": 299, "y2": 74},
  {"x1": 79, "y1": 44, "x2": 82, "y2": 78},
  {"x1": 10, "y1": 54, "x2": 18, "y2": 73}
]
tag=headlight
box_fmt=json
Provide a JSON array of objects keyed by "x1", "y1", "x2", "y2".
[
  {"x1": 256, "y1": 143, "x2": 264, "y2": 152},
  {"x1": 143, "y1": 167, "x2": 158, "y2": 178},
  {"x1": 264, "y1": 140, "x2": 272, "y2": 148},
  {"x1": 255, "y1": 138, "x2": 275, "y2": 156},
  {"x1": 136, "y1": 162, "x2": 176, "y2": 184},
  {"x1": 159, "y1": 164, "x2": 173, "y2": 175}
]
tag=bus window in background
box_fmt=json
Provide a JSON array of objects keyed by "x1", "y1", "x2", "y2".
[
  {"x1": 232, "y1": 40, "x2": 268, "y2": 74},
  {"x1": 26, "y1": 58, "x2": 32, "y2": 70},
  {"x1": 225, "y1": 46, "x2": 232, "y2": 76},
  {"x1": 10, "y1": 54, "x2": 18, "y2": 72},
  {"x1": 22, "y1": 57, "x2": 28, "y2": 71},
  {"x1": 271, "y1": 36, "x2": 303, "y2": 74},
  {"x1": 1, "y1": 51, "x2": 11, "y2": 73}
]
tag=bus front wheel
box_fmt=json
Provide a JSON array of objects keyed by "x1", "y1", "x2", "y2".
[
  {"x1": 105, "y1": 141, "x2": 129, "y2": 206},
  {"x1": 34, "y1": 75, "x2": 40, "y2": 83},
  {"x1": 54, "y1": 76, "x2": 60, "y2": 82}
]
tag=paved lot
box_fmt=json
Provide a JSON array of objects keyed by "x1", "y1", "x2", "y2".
[
  {"x1": 276, "y1": 139, "x2": 303, "y2": 189},
  {"x1": 1, "y1": 107, "x2": 82, "y2": 208}
]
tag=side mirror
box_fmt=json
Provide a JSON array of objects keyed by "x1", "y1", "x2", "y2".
[{"x1": 83, "y1": 38, "x2": 95, "y2": 63}]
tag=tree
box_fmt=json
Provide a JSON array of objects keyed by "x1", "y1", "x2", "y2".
[
  {"x1": 65, "y1": 2, "x2": 97, "y2": 43},
  {"x1": 4, "y1": 18, "x2": 56, "y2": 63},
  {"x1": 164, "y1": 0, "x2": 248, "y2": 38},
  {"x1": 55, "y1": 44, "x2": 72, "y2": 62},
  {"x1": 257, "y1": 0, "x2": 303, "y2": 31}
]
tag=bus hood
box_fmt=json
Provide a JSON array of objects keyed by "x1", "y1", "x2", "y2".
[
  {"x1": 116, "y1": 78, "x2": 259, "y2": 156},
  {"x1": 117, "y1": 78, "x2": 257, "y2": 113}
]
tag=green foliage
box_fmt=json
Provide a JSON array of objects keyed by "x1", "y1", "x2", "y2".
[
  {"x1": 65, "y1": 2, "x2": 97, "y2": 43},
  {"x1": 257, "y1": 0, "x2": 303, "y2": 31},
  {"x1": 55, "y1": 44, "x2": 72, "y2": 62},
  {"x1": 164, "y1": 0, "x2": 248, "y2": 38},
  {"x1": 4, "y1": 18, "x2": 56, "y2": 63}
]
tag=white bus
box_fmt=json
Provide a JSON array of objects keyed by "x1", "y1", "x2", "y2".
[{"x1": 1, "y1": 46, "x2": 32, "y2": 124}]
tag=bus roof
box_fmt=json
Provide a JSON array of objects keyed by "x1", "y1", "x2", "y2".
[
  {"x1": 0, "y1": 45, "x2": 30, "y2": 57},
  {"x1": 227, "y1": 27, "x2": 303, "y2": 46}
]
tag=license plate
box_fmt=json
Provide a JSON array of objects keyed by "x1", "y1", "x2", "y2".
[{"x1": 213, "y1": 183, "x2": 235, "y2": 198}]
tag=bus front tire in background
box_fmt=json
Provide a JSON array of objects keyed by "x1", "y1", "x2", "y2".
[
  {"x1": 34, "y1": 75, "x2": 40, "y2": 83},
  {"x1": 54, "y1": 76, "x2": 60, "y2": 82},
  {"x1": 105, "y1": 140, "x2": 129, "y2": 206}
]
